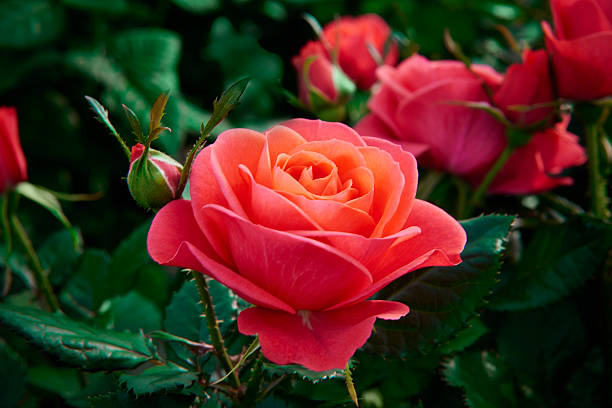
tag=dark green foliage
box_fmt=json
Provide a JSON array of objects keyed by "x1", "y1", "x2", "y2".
[
  {"x1": 0, "y1": 304, "x2": 158, "y2": 370},
  {"x1": 491, "y1": 215, "x2": 612, "y2": 310},
  {"x1": 118, "y1": 361, "x2": 198, "y2": 395},
  {"x1": 370, "y1": 215, "x2": 514, "y2": 355},
  {"x1": 0, "y1": 342, "x2": 27, "y2": 408}
]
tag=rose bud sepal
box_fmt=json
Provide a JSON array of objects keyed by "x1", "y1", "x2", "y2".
[{"x1": 127, "y1": 143, "x2": 182, "y2": 211}]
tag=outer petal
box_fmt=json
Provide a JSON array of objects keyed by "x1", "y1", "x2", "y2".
[
  {"x1": 550, "y1": 0, "x2": 612, "y2": 40},
  {"x1": 331, "y1": 199, "x2": 466, "y2": 309},
  {"x1": 281, "y1": 119, "x2": 367, "y2": 146},
  {"x1": 0, "y1": 107, "x2": 27, "y2": 192},
  {"x1": 489, "y1": 117, "x2": 587, "y2": 194},
  {"x1": 238, "y1": 300, "x2": 409, "y2": 371},
  {"x1": 147, "y1": 199, "x2": 295, "y2": 313},
  {"x1": 355, "y1": 116, "x2": 429, "y2": 157},
  {"x1": 197, "y1": 204, "x2": 373, "y2": 311},
  {"x1": 543, "y1": 22, "x2": 612, "y2": 100}
]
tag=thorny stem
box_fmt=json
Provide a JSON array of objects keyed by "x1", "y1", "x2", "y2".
[
  {"x1": 11, "y1": 215, "x2": 60, "y2": 312},
  {"x1": 176, "y1": 135, "x2": 208, "y2": 198},
  {"x1": 191, "y1": 270, "x2": 241, "y2": 389}
]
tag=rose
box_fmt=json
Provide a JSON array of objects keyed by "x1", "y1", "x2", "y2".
[
  {"x1": 147, "y1": 119, "x2": 466, "y2": 371},
  {"x1": 356, "y1": 54, "x2": 586, "y2": 194},
  {"x1": 493, "y1": 50, "x2": 555, "y2": 127},
  {"x1": 293, "y1": 14, "x2": 398, "y2": 95},
  {"x1": 127, "y1": 143, "x2": 183, "y2": 210},
  {"x1": 542, "y1": 0, "x2": 612, "y2": 100},
  {"x1": 291, "y1": 40, "x2": 355, "y2": 116},
  {"x1": 0, "y1": 107, "x2": 27, "y2": 194}
]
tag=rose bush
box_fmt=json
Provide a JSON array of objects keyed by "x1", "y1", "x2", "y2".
[
  {"x1": 0, "y1": 107, "x2": 27, "y2": 194},
  {"x1": 543, "y1": 0, "x2": 612, "y2": 100},
  {"x1": 147, "y1": 119, "x2": 466, "y2": 371},
  {"x1": 356, "y1": 54, "x2": 586, "y2": 194}
]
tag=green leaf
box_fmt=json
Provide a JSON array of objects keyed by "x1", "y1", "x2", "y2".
[
  {"x1": 443, "y1": 351, "x2": 517, "y2": 408},
  {"x1": 369, "y1": 215, "x2": 514, "y2": 355},
  {"x1": 263, "y1": 363, "x2": 344, "y2": 383},
  {"x1": 122, "y1": 104, "x2": 144, "y2": 143},
  {"x1": 0, "y1": 342, "x2": 27, "y2": 408},
  {"x1": 89, "y1": 392, "x2": 193, "y2": 408},
  {"x1": 0, "y1": 0, "x2": 65, "y2": 49},
  {"x1": 490, "y1": 215, "x2": 612, "y2": 311},
  {"x1": 439, "y1": 316, "x2": 488, "y2": 354},
  {"x1": 15, "y1": 182, "x2": 78, "y2": 246},
  {"x1": 27, "y1": 365, "x2": 81, "y2": 400},
  {"x1": 119, "y1": 361, "x2": 197, "y2": 396},
  {"x1": 85, "y1": 96, "x2": 121, "y2": 140},
  {"x1": 60, "y1": 249, "x2": 112, "y2": 315},
  {"x1": 0, "y1": 304, "x2": 158, "y2": 370},
  {"x1": 108, "y1": 219, "x2": 153, "y2": 294},
  {"x1": 171, "y1": 0, "x2": 219, "y2": 13},
  {"x1": 98, "y1": 292, "x2": 162, "y2": 333},
  {"x1": 201, "y1": 77, "x2": 250, "y2": 136}
]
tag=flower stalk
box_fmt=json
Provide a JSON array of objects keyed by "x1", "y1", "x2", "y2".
[{"x1": 191, "y1": 270, "x2": 240, "y2": 388}]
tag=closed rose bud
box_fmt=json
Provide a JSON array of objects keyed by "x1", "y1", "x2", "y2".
[
  {"x1": 127, "y1": 143, "x2": 183, "y2": 210},
  {"x1": 0, "y1": 107, "x2": 27, "y2": 194}
]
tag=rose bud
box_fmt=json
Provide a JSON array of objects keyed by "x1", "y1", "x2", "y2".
[
  {"x1": 542, "y1": 0, "x2": 612, "y2": 100},
  {"x1": 0, "y1": 107, "x2": 27, "y2": 194},
  {"x1": 292, "y1": 41, "x2": 356, "y2": 121},
  {"x1": 127, "y1": 143, "x2": 183, "y2": 210}
]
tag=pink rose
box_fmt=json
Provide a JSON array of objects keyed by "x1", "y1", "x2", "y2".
[
  {"x1": 542, "y1": 0, "x2": 612, "y2": 100},
  {"x1": 147, "y1": 119, "x2": 466, "y2": 371},
  {"x1": 292, "y1": 41, "x2": 340, "y2": 109},
  {"x1": 0, "y1": 107, "x2": 27, "y2": 193},
  {"x1": 356, "y1": 54, "x2": 586, "y2": 194}
]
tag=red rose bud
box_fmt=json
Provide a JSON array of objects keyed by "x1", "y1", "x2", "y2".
[
  {"x1": 0, "y1": 107, "x2": 27, "y2": 194},
  {"x1": 292, "y1": 41, "x2": 356, "y2": 121},
  {"x1": 543, "y1": 0, "x2": 612, "y2": 100},
  {"x1": 127, "y1": 143, "x2": 182, "y2": 210}
]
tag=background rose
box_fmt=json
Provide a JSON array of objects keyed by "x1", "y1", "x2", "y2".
[
  {"x1": 291, "y1": 41, "x2": 338, "y2": 109},
  {"x1": 543, "y1": 0, "x2": 612, "y2": 100},
  {"x1": 356, "y1": 54, "x2": 586, "y2": 194},
  {"x1": 147, "y1": 119, "x2": 466, "y2": 371},
  {"x1": 0, "y1": 107, "x2": 27, "y2": 194}
]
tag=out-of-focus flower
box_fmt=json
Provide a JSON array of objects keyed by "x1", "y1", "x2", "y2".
[{"x1": 0, "y1": 107, "x2": 27, "y2": 194}]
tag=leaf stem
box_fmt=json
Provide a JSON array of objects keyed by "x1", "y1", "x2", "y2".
[
  {"x1": 191, "y1": 270, "x2": 240, "y2": 389},
  {"x1": 11, "y1": 215, "x2": 60, "y2": 312},
  {"x1": 584, "y1": 108, "x2": 611, "y2": 219},
  {"x1": 465, "y1": 145, "x2": 515, "y2": 217}
]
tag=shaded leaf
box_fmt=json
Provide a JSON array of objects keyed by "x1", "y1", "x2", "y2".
[
  {"x1": 0, "y1": 342, "x2": 27, "y2": 408},
  {"x1": 60, "y1": 249, "x2": 112, "y2": 314},
  {"x1": 443, "y1": 351, "x2": 517, "y2": 408},
  {"x1": 61, "y1": 0, "x2": 130, "y2": 13},
  {"x1": 89, "y1": 392, "x2": 193, "y2": 408},
  {"x1": 119, "y1": 361, "x2": 197, "y2": 395},
  {"x1": 0, "y1": 0, "x2": 64, "y2": 49},
  {"x1": 370, "y1": 215, "x2": 514, "y2": 355},
  {"x1": 490, "y1": 215, "x2": 612, "y2": 310},
  {"x1": 171, "y1": 0, "x2": 219, "y2": 14},
  {"x1": 0, "y1": 304, "x2": 157, "y2": 370},
  {"x1": 98, "y1": 292, "x2": 162, "y2": 333},
  {"x1": 439, "y1": 316, "x2": 488, "y2": 354},
  {"x1": 263, "y1": 363, "x2": 344, "y2": 383},
  {"x1": 27, "y1": 365, "x2": 81, "y2": 400}
]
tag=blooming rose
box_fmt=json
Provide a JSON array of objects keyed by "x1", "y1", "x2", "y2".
[
  {"x1": 0, "y1": 107, "x2": 27, "y2": 194},
  {"x1": 542, "y1": 0, "x2": 612, "y2": 100},
  {"x1": 147, "y1": 119, "x2": 466, "y2": 371},
  {"x1": 356, "y1": 54, "x2": 586, "y2": 194}
]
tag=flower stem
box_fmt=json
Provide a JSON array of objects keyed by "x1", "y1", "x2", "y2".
[
  {"x1": 191, "y1": 270, "x2": 240, "y2": 389},
  {"x1": 584, "y1": 110, "x2": 611, "y2": 219},
  {"x1": 465, "y1": 145, "x2": 515, "y2": 217},
  {"x1": 11, "y1": 215, "x2": 60, "y2": 312}
]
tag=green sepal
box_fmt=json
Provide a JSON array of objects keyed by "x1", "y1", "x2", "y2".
[
  {"x1": 122, "y1": 104, "x2": 144, "y2": 143},
  {"x1": 127, "y1": 148, "x2": 182, "y2": 210},
  {"x1": 201, "y1": 77, "x2": 250, "y2": 137}
]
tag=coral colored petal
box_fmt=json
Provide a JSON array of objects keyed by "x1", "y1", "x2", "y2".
[
  {"x1": 147, "y1": 200, "x2": 294, "y2": 313},
  {"x1": 239, "y1": 165, "x2": 322, "y2": 231},
  {"x1": 281, "y1": 119, "x2": 367, "y2": 146},
  {"x1": 256, "y1": 126, "x2": 307, "y2": 186},
  {"x1": 198, "y1": 204, "x2": 373, "y2": 311},
  {"x1": 282, "y1": 192, "x2": 377, "y2": 236},
  {"x1": 237, "y1": 300, "x2": 409, "y2": 371},
  {"x1": 362, "y1": 137, "x2": 419, "y2": 235}
]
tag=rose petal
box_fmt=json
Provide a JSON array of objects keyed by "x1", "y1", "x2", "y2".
[
  {"x1": 551, "y1": 0, "x2": 612, "y2": 40},
  {"x1": 198, "y1": 204, "x2": 373, "y2": 310},
  {"x1": 281, "y1": 119, "x2": 367, "y2": 146},
  {"x1": 256, "y1": 125, "x2": 307, "y2": 186},
  {"x1": 0, "y1": 107, "x2": 27, "y2": 191},
  {"x1": 237, "y1": 300, "x2": 409, "y2": 371},
  {"x1": 147, "y1": 199, "x2": 294, "y2": 313}
]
